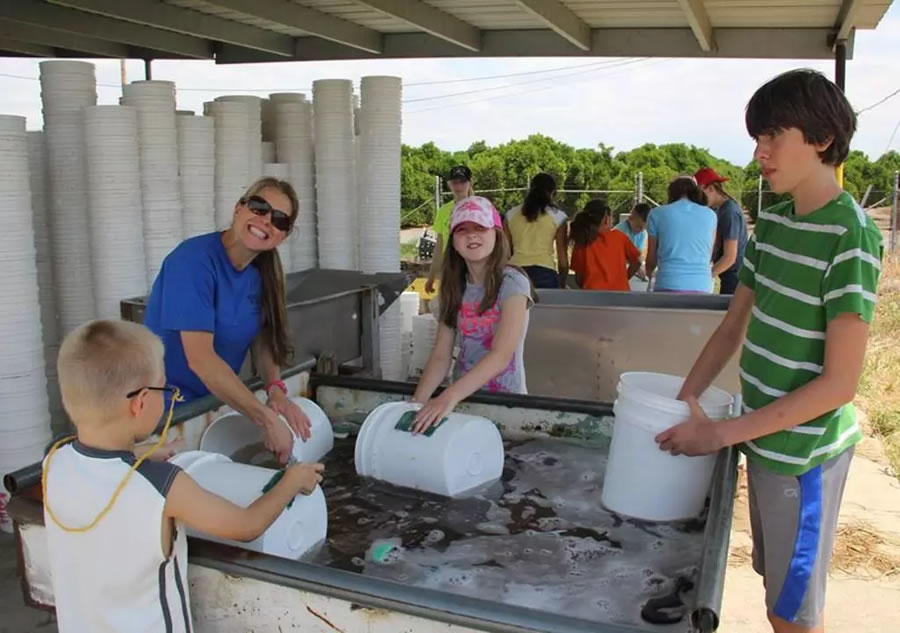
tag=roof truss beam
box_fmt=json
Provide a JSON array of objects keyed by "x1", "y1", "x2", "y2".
[
  {"x1": 353, "y1": 0, "x2": 480, "y2": 52},
  {"x1": 513, "y1": 0, "x2": 590, "y2": 51},
  {"x1": 49, "y1": 0, "x2": 294, "y2": 56},
  {"x1": 2, "y1": 0, "x2": 212, "y2": 58},
  {"x1": 0, "y1": 19, "x2": 130, "y2": 58},
  {"x1": 835, "y1": 0, "x2": 862, "y2": 42},
  {"x1": 675, "y1": 0, "x2": 715, "y2": 52},
  {"x1": 0, "y1": 37, "x2": 55, "y2": 57},
  {"x1": 212, "y1": 0, "x2": 381, "y2": 54}
]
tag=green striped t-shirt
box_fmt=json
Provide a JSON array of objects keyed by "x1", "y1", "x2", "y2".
[{"x1": 737, "y1": 192, "x2": 883, "y2": 475}]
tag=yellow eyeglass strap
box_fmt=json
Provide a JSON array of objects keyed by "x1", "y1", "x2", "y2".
[{"x1": 42, "y1": 387, "x2": 183, "y2": 533}]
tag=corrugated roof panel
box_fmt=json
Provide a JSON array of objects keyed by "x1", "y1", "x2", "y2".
[
  {"x1": 563, "y1": 1, "x2": 688, "y2": 28},
  {"x1": 165, "y1": 0, "x2": 304, "y2": 35},
  {"x1": 427, "y1": 1, "x2": 545, "y2": 30},
  {"x1": 298, "y1": 0, "x2": 415, "y2": 32}
]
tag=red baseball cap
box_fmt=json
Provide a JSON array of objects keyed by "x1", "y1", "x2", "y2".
[{"x1": 694, "y1": 167, "x2": 728, "y2": 188}]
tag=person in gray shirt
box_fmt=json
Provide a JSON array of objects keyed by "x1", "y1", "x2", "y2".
[{"x1": 695, "y1": 167, "x2": 748, "y2": 294}]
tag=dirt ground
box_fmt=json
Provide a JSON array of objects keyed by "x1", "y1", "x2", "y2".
[{"x1": 720, "y1": 433, "x2": 900, "y2": 632}]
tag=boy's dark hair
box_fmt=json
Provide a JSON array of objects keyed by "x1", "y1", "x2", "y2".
[
  {"x1": 632, "y1": 203, "x2": 651, "y2": 222},
  {"x1": 745, "y1": 69, "x2": 856, "y2": 166},
  {"x1": 667, "y1": 177, "x2": 707, "y2": 206}
]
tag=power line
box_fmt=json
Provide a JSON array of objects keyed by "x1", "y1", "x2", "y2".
[
  {"x1": 405, "y1": 58, "x2": 660, "y2": 114},
  {"x1": 403, "y1": 58, "x2": 644, "y2": 104},
  {"x1": 0, "y1": 59, "x2": 639, "y2": 95},
  {"x1": 886, "y1": 115, "x2": 900, "y2": 155},
  {"x1": 857, "y1": 85, "x2": 900, "y2": 115}
]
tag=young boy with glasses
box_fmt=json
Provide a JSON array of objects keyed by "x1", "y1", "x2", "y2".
[{"x1": 44, "y1": 319, "x2": 323, "y2": 633}]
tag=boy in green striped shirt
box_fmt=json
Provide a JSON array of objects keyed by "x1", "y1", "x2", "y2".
[{"x1": 656, "y1": 69, "x2": 883, "y2": 633}]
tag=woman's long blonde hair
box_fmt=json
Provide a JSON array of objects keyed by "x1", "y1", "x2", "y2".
[{"x1": 237, "y1": 177, "x2": 299, "y2": 367}]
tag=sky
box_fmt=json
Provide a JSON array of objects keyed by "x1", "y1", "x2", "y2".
[{"x1": 1, "y1": 3, "x2": 898, "y2": 168}]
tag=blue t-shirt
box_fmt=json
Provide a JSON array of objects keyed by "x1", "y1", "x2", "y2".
[
  {"x1": 615, "y1": 219, "x2": 647, "y2": 252},
  {"x1": 144, "y1": 232, "x2": 263, "y2": 404},
  {"x1": 714, "y1": 199, "x2": 748, "y2": 275},
  {"x1": 647, "y1": 199, "x2": 717, "y2": 292}
]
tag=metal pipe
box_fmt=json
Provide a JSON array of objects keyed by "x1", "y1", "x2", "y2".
[
  {"x1": 891, "y1": 170, "x2": 899, "y2": 252},
  {"x1": 144, "y1": 58, "x2": 152, "y2": 80},
  {"x1": 756, "y1": 174, "x2": 763, "y2": 219},
  {"x1": 835, "y1": 40, "x2": 847, "y2": 187}
]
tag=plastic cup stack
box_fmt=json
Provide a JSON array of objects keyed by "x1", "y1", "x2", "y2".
[
  {"x1": 122, "y1": 80, "x2": 183, "y2": 284},
  {"x1": 274, "y1": 101, "x2": 317, "y2": 270},
  {"x1": 357, "y1": 76, "x2": 402, "y2": 276},
  {"x1": 210, "y1": 100, "x2": 251, "y2": 230},
  {"x1": 410, "y1": 313, "x2": 439, "y2": 378},
  {"x1": 215, "y1": 95, "x2": 263, "y2": 183},
  {"x1": 39, "y1": 60, "x2": 97, "y2": 335},
  {"x1": 176, "y1": 114, "x2": 215, "y2": 238},
  {"x1": 83, "y1": 106, "x2": 148, "y2": 320},
  {"x1": 261, "y1": 162, "x2": 293, "y2": 273},
  {"x1": 313, "y1": 79, "x2": 356, "y2": 270},
  {"x1": 0, "y1": 116, "x2": 53, "y2": 527},
  {"x1": 379, "y1": 300, "x2": 404, "y2": 381},
  {"x1": 26, "y1": 131, "x2": 64, "y2": 431}
]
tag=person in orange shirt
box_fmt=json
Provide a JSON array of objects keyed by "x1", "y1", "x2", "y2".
[{"x1": 570, "y1": 200, "x2": 642, "y2": 291}]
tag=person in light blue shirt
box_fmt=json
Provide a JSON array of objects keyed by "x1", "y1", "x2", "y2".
[
  {"x1": 645, "y1": 176, "x2": 717, "y2": 293},
  {"x1": 615, "y1": 202, "x2": 650, "y2": 255}
]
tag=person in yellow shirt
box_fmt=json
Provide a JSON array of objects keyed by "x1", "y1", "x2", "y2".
[
  {"x1": 425, "y1": 165, "x2": 474, "y2": 294},
  {"x1": 504, "y1": 173, "x2": 569, "y2": 289}
]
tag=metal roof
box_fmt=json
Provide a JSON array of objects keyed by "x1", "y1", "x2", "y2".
[{"x1": 0, "y1": 0, "x2": 894, "y2": 63}]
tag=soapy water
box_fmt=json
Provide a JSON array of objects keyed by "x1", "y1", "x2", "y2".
[{"x1": 236, "y1": 437, "x2": 703, "y2": 631}]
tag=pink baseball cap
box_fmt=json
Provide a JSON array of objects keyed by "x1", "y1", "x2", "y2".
[{"x1": 450, "y1": 196, "x2": 503, "y2": 233}]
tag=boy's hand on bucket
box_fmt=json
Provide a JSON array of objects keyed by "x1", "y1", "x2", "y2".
[
  {"x1": 286, "y1": 462, "x2": 324, "y2": 495},
  {"x1": 655, "y1": 397, "x2": 723, "y2": 456},
  {"x1": 413, "y1": 393, "x2": 456, "y2": 434},
  {"x1": 268, "y1": 390, "x2": 312, "y2": 441}
]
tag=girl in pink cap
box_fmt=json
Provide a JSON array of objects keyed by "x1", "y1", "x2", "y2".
[{"x1": 412, "y1": 196, "x2": 535, "y2": 432}]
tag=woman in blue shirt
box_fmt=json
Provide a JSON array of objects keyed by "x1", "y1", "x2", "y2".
[
  {"x1": 645, "y1": 176, "x2": 717, "y2": 293},
  {"x1": 144, "y1": 177, "x2": 310, "y2": 463}
]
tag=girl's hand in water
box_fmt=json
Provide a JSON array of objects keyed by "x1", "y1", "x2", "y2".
[
  {"x1": 413, "y1": 392, "x2": 457, "y2": 433},
  {"x1": 135, "y1": 438, "x2": 183, "y2": 462}
]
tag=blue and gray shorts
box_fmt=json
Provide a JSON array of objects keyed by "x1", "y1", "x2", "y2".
[{"x1": 747, "y1": 447, "x2": 853, "y2": 628}]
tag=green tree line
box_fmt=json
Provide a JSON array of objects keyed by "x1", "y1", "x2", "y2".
[{"x1": 400, "y1": 134, "x2": 900, "y2": 226}]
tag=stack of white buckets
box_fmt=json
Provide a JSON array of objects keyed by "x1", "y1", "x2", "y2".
[
  {"x1": 0, "y1": 115, "x2": 52, "y2": 532},
  {"x1": 83, "y1": 105, "x2": 147, "y2": 320}
]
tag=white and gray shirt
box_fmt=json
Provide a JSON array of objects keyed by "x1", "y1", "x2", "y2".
[{"x1": 44, "y1": 441, "x2": 191, "y2": 633}]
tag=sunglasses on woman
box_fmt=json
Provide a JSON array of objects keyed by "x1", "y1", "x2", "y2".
[{"x1": 241, "y1": 195, "x2": 293, "y2": 232}]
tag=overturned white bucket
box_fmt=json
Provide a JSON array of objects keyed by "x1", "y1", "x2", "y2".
[
  {"x1": 355, "y1": 401, "x2": 504, "y2": 497},
  {"x1": 601, "y1": 372, "x2": 734, "y2": 521},
  {"x1": 170, "y1": 450, "x2": 327, "y2": 559},
  {"x1": 201, "y1": 397, "x2": 333, "y2": 464}
]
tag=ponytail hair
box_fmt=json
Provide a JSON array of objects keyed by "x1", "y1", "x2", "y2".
[
  {"x1": 237, "y1": 177, "x2": 299, "y2": 367},
  {"x1": 521, "y1": 172, "x2": 557, "y2": 222},
  {"x1": 569, "y1": 199, "x2": 610, "y2": 247},
  {"x1": 667, "y1": 176, "x2": 707, "y2": 206}
]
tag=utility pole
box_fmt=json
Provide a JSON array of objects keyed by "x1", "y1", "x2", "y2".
[
  {"x1": 119, "y1": 59, "x2": 126, "y2": 87},
  {"x1": 433, "y1": 175, "x2": 441, "y2": 225}
]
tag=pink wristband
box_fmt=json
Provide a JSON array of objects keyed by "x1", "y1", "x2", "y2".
[{"x1": 265, "y1": 379, "x2": 287, "y2": 396}]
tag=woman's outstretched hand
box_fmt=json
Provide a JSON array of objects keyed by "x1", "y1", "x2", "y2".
[{"x1": 267, "y1": 388, "x2": 312, "y2": 441}]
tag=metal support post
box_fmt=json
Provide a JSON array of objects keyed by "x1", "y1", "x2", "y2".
[
  {"x1": 144, "y1": 58, "x2": 152, "y2": 80},
  {"x1": 891, "y1": 171, "x2": 899, "y2": 253},
  {"x1": 636, "y1": 171, "x2": 644, "y2": 204},
  {"x1": 433, "y1": 175, "x2": 441, "y2": 223},
  {"x1": 756, "y1": 175, "x2": 763, "y2": 219},
  {"x1": 834, "y1": 40, "x2": 847, "y2": 187}
]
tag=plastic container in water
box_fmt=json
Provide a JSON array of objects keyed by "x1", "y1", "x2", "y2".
[
  {"x1": 170, "y1": 450, "x2": 327, "y2": 559},
  {"x1": 200, "y1": 397, "x2": 333, "y2": 464},
  {"x1": 601, "y1": 372, "x2": 734, "y2": 521},
  {"x1": 355, "y1": 401, "x2": 504, "y2": 497}
]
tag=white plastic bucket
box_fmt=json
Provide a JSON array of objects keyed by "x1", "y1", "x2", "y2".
[
  {"x1": 170, "y1": 450, "x2": 327, "y2": 559},
  {"x1": 200, "y1": 397, "x2": 333, "y2": 464},
  {"x1": 355, "y1": 401, "x2": 504, "y2": 497},
  {"x1": 601, "y1": 372, "x2": 734, "y2": 521}
]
